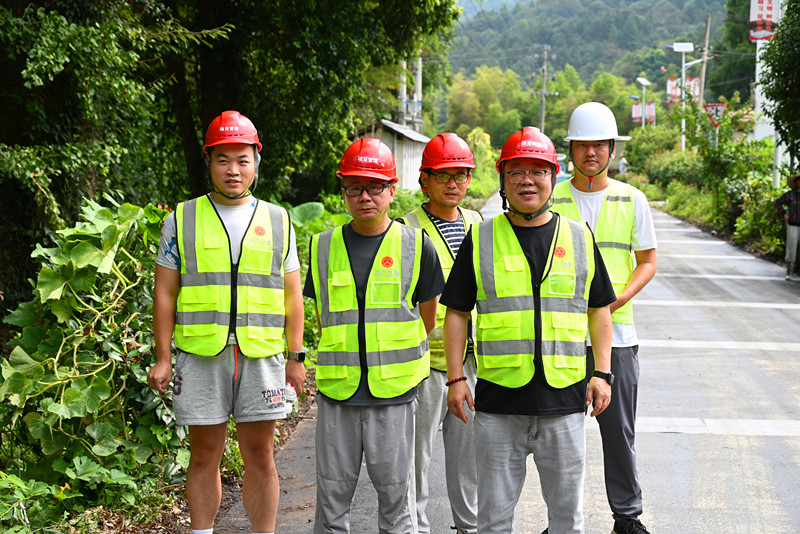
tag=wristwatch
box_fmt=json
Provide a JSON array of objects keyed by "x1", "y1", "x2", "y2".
[
  {"x1": 287, "y1": 351, "x2": 306, "y2": 362},
  {"x1": 592, "y1": 370, "x2": 615, "y2": 386}
]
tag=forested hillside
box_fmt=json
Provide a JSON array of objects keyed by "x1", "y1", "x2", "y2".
[{"x1": 451, "y1": 0, "x2": 727, "y2": 89}]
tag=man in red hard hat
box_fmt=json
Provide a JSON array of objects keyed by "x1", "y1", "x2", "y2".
[
  {"x1": 148, "y1": 111, "x2": 305, "y2": 534},
  {"x1": 304, "y1": 137, "x2": 444, "y2": 533},
  {"x1": 441, "y1": 127, "x2": 616, "y2": 534},
  {"x1": 398, "y1": 133, "x2": 482, "y2": 534}
]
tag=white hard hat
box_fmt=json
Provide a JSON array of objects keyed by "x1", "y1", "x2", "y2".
[{"x1": 565, "y1": 102, "x2": 620, "y2": 141}]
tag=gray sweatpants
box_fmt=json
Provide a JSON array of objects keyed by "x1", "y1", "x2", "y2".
[
  {"x1": 587, "y1": 345, "x2": 643, "y2": 521},
  {"x1": 475, "y1": 411, "x2": 586, "y2": 534},
  {"x1": 414, "y1": 354, "x2": 478, "y2": 534},
  {"x1": 314, "y1": 395, "x2": 418, "y2": 534}
]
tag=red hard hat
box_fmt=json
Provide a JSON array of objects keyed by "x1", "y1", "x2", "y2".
[
  {"x1": 203, "y1": 110, "x2": 262, "y2": 155},
  {"x1": 337, "y1": 137, "x2": 397, "y2": 183},
  {"x1": 420, "y1": 133, "x2": 476, "y2": 171},
  {"x1": 495, "y1": 126, "x2": 558, "y2": 173}
]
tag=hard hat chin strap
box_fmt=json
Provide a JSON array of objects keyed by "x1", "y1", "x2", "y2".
[
  {"x1": 569, "y1": 140, "x2": 615, "y2": 190},
  {"x1": 499, "y1": 174, "x2": 556, "y2": 221},
  {"x1": 204, "y1": 147, "x2": 260, "y2": 200}
]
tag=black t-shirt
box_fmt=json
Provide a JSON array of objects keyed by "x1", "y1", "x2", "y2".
[
  {"x1": 440, "y1": 213, "x2": 617, "y2": 416},
  {"x1": 303, "y1": 221, "x2": 445, "y2": 405}
]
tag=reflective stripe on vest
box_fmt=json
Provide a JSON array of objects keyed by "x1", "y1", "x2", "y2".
[
  {"x1": 311, "y1": 222, "x2": 430, "y2": 400},
  {"x1": 400, "y1": 206, "x2": 482, "y2": 371},
  {"x1": 174, "y1": 195, "x2": 289, "y2": 357},
  {"x1": 473, "y1": 214, "x2": 595, "y2": 389},
  {"x1": 551, "y1": 179, "x2": 635, "y2": 324}
]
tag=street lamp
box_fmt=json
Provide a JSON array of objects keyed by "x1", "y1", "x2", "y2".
[
  {"x1": 636, "y1": 77, "x2": 651, "y2": 130},
  {"x1": 671, "y1": 42, "x2": 694, "y2": 151}
]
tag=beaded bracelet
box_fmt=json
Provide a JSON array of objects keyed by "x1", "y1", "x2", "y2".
[{"x1": 445, "y1": 376, "x2": 467, "y2": 387}]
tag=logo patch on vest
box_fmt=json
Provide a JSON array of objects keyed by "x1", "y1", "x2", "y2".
[
  {"x1": 555, "y1": 246, "x2": 566, "y2": 258},
  {"x1": 254, "y1": 226, "x2": 266, "y2": 236},
  {"x1": 381, "y1": 256, "x2": 394, "y2": 268}
]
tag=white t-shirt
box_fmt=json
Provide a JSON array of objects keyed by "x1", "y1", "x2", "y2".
[
  {"x1": 157, "y1": 196, "x2": 300, "y2": 273},
  {"x1": 567, "y1": 179, "x2": 657, "y2": 347}
]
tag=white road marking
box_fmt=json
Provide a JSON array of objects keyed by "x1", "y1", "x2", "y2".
[
  {"x1": 637, "y1": 417, "x2": 800, "y2": 437},
  {"x1": 638, "y1": 339, "x2": 800, "y2": 351},
  {"x1": 655, "y1": 273, "x2": 784, "y2": 280},
  {"x1": 636, "y1": 299, "x2": 800, "y2": 309}
]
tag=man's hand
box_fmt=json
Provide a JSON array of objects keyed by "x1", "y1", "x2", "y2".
[
  {"x1": 285, "y1": 359, "x2": 306, "y2": 395},
  {"x1": 447, "y1": 380, "x2": 475, "y2": 424},
  {"x1": 147, "y1": 359, "x2": 173, "y2": 394},
  {"x1": 586, "y1": 376, "x2": 611, "y2": 417}
]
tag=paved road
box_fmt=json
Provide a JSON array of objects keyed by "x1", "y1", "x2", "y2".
[{"x1": 219, "y1": 205, "x2": 800, "y2": 533}]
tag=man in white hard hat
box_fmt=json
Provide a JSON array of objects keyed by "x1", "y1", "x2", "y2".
[{"x1": 551, "y1": 102, "x2": 657, "y2": 534}]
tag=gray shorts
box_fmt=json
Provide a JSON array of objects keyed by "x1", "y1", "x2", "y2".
[{"x1": 173, "y1": 344, "x2": 287, "y2": 426}]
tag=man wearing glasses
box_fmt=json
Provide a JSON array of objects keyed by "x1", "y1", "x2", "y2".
[
  {"x1": 398, "y1": 133, "x2": 483, "y2": 534},
  {"x1": 304, "y1": 137, "x2": 444, "y2": 533},
  {"x1": 441, "y1": 127, "x2": 616, "y2": 534}
]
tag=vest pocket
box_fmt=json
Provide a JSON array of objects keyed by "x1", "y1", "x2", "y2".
[
  {"x1": 179, "y1": 286, "x2": 218, "y2": 311},
  {"x1": 203, "y1": 233, "x2": 225, "y2": 250},
  {"x1": 376, "y1": 322, "x2": 417, "y2": 378},
  {"x1": 494, "y1": 255, "x2": 528, "y2": 296},
  {"x1": 181, "y1": 324, "x2": 218, "y2": 337},
  {"x1": 551, "y1": 311, "x2": 588, "y2": 343},
  {"x1": 329, "y1": 271, "x2": 355, "y2": 312},
  {"x1": 369, "y1": 280, "x2": 401, "y2": 306},
  {"x1": 477, "y1": 312, "x2": 523, "y2": 367},
  {"x1": 242, "y1": 244, "x2": 273, "y2": 272},
  {"x1": 548, "y1": 272, "x2": 576, "y2": 296}
]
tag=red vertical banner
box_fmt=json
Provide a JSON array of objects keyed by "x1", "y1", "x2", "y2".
[
  {"x1": 645, "y1": 102, "x2": 656, "y2": 124},
  {"x1": 631, "y1": 102, "x2": 642, "y2": 123},
  {"x1": 750, "y1": 0, "x2": 782, "y2": 40}
]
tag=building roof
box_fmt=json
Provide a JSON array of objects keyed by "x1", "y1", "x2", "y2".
[{"x1": 357, "y1": 119, "x2": 430, "y2": 145}]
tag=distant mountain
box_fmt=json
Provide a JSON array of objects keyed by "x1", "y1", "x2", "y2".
[
  {"x1": 450, "y1": 0, "x2": 727, "y2": 84},
  {"x1": 457, "y1": 0, "x2": 519, "y2": 19}
]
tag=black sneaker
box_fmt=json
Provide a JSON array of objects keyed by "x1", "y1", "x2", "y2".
[{"x1": 613, "y1": 518, "x2": 651, "y2": 534}]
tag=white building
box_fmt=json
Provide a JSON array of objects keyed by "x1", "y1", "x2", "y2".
[{"x1": 353, "y1": 119, "x2": 430, "y2": 192}]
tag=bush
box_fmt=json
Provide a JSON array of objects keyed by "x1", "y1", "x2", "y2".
[
  {"x1": 663, "y1": 180, "x2": 715, "y2": 227},
  {"x1": 646, "y1": 150, "x2": 704, "y2": 188},
  {"x1": 734, "y1": 175, "x2": 786, "y2": 258},
  {"x1": 617, "y1": 173, "x2": 667, "y2": 202},
  {"x1": 625, "y1": 124, "x2": 680, "y2": 174},
  {"x1": 1, "y1": 198, "x2": 185, "y2": 531}
]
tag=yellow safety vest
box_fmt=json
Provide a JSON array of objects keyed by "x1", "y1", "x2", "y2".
[
  {"x1": 473, "y1": 214, "x2": 595, "y2": 389},
  {"x1": 399, "y1": 206, "x2": 482, "y2": 371},
  {"x1": 174, "y1": 195, "x2": 289, "y2": 357},
  {"x1": 551, "y1": 178, "x2": 635, "y2": 324},
  {"x1": 311, "y1": 222, "x2": 430, "y2": 400}
]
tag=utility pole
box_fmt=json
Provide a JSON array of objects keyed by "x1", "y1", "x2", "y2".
[
  {"x1": 398, "y1": 60, "x2": 408, "y2": 126},
  {"x1": 531, "y1": 45, "x2": 559, "y2": 134},
  {"x1": 540, "y1": 45, "x2": 548, "y2": 132},
  {"x1": 698, "y1": 14, "x2": 712, "y2": 108}
]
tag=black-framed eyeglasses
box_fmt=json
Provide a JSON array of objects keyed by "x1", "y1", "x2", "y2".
[
  {"x1": 505, "y1": 169, "x2": 551, "y2": 184},
  {"x1": 342, "y1": 183, "x2": 392, "y2": 196},
  {"x1": 428, "y1": 172, "x2": 470, "y2": 184}
]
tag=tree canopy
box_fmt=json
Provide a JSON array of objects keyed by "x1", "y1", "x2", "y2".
[
  {"x1": 760, "y1": 0, "x2": 800, "y2": 165},
  {"x1": 0, "y1": 0, "x2": 460, "y2": 320}
]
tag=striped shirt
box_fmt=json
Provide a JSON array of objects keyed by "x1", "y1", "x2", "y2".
[
  {"x1": 775, "y1": 189, "x2": 800, "y2": 226},
  {"x1": 426, "y1": 210, "x2": 466, "y2": 255}
]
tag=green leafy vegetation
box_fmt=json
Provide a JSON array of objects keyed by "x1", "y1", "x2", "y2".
[{"x1": 1, "y1": 198, "x2": 185, "y2": 531}]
